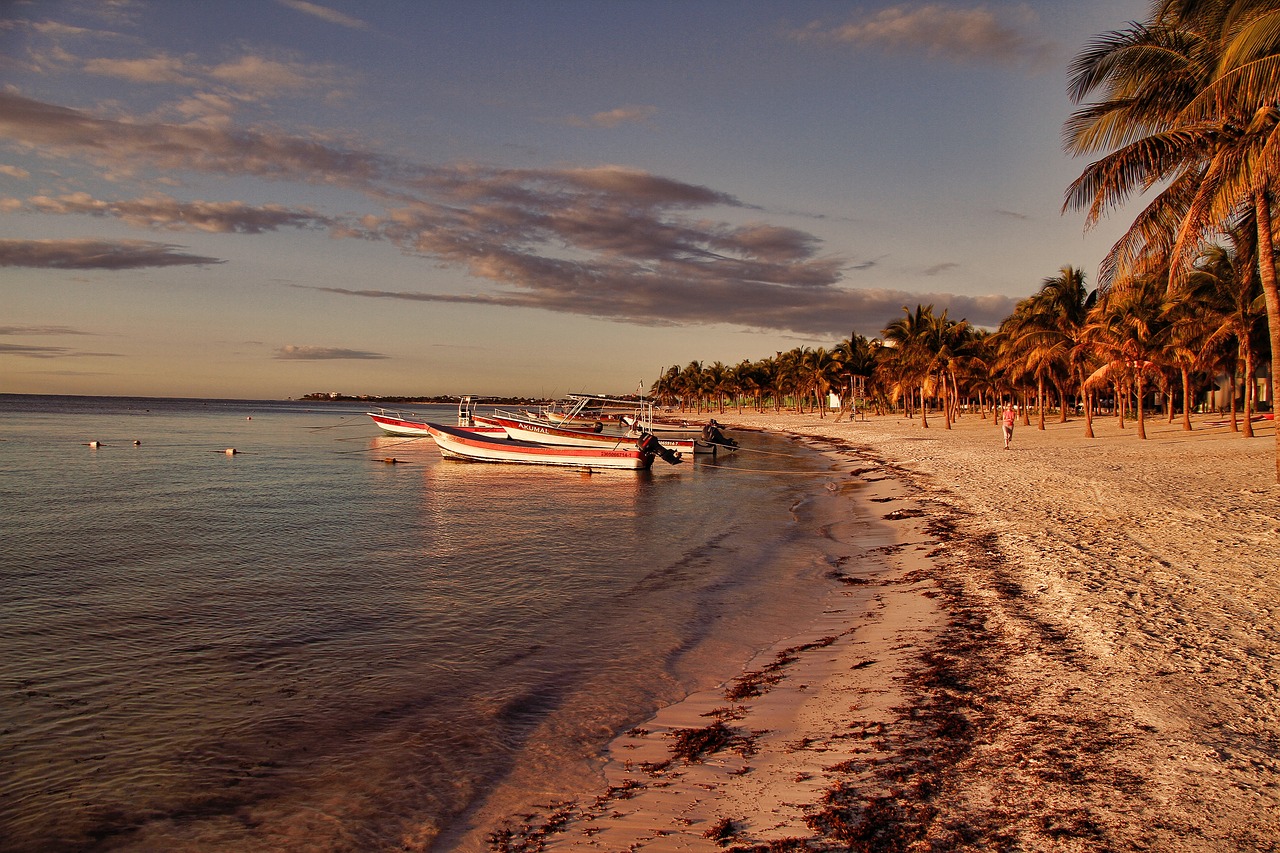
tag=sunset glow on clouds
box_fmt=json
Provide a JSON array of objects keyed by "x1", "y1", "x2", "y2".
[{"x1": 0, "y1": 1, "x2": 1145, "y2": 397}]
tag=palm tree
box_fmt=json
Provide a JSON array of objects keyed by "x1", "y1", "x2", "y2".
[
  {"x1": 1004, "y1": 266, "x2": 1096, "y2": 430},
  {"x1": 1064, "y1": 0, "x2": 1280, "y2": 477},
  {"x1": 883, "y1": 305, "x2": 939, "y2": 426},
  {"x1": 1080, "y1": 275, "x2": 1171, "y2": 439},
  {"x1": 1179, "y1": 230, "x2": 1268, "y2": 434}
]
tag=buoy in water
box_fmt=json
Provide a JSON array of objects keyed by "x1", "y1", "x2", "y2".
[
  {"x1": 224, "y1": 448, "x2": 237, "y2": 455},
  {"x1": 133, "y1": 440, "x2": 141, "y2": 446},
  {"x1": 383, "y1": 457, "x2": 399, "y2": 464},
  {"x1": 87, "y1": 440, "x2": 100, "y2": 448}
]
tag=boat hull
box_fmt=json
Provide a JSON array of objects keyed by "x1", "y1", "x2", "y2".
[
  {"x1": 368, "y1": 412, "x2": 434, "y2": 436},
  {"x1": 476, "y1": 414, "x2": 703, "y2": 454},
  {"x1": 369, "y1": 412, "x2": 504, "y2": 438},
  {"x1": 425, "y1": 423, "x2": 654, "y2": 470}
]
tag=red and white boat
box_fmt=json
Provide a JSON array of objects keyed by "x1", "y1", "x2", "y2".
[
  {"x1": 367, "y1": 410, "x2": 435, "y2": 437},
  {"x1": 424, "y1": 422, "x2": 679, "y2": 470},
  {"x1": 476, "y1": 395, "x2": 734, "y2": 455},
  {"x1": 368, "y1": 397, "x2": 504, "y2": 437},
  {"x1": 475, "y1": 411, "x2": 701, "y2": 455}
]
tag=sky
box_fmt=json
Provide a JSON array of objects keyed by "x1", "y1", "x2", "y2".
[{"x1": 0, "y1": 0, "x2": 1152, "y2": 400}]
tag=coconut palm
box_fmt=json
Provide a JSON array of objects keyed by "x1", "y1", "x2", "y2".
[
  {"x1": 1002, "y1": 266, "x2": 1096, "y2": 430},
  {"x1": 883, "y1": 305, "x2": 939, "y2": 426},
  {"x1": 1064, "y1": 0, "x2": 1280, "y2": 477},
  {"x1": 1080, "y1": 275, "x2": 1171, "y2": 439},
  {"x1": 1180, "y1": 229, "x2": 1268, "y2": 433}
]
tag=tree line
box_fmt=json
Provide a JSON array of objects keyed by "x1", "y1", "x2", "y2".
[
  {"x1": 649, "y1": 256, "x2": 1266, "y2": 432},
  {"x1": 656, "y1": 1, "x2": 1280, "y2": 481}
]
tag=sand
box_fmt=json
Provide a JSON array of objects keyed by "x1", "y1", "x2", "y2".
[{"x1": 490, "y1": 408, "x2": 1279, "y2": 852}]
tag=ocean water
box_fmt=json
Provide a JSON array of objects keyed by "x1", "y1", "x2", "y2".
[{"x1": 0, "y1": 395, "x2": 853, "y2": 852}]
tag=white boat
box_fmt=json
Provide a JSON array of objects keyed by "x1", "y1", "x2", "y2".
[
  {"x1": 368, "y1": 410, "x2": 435, "y2": 436},
  {"x1": 475, "y1": 411, "x2": 699, "y2": 456},
  {"x1": 477, "y1": 395, "x2": 734, "y2": 456},
  {"x1": 368, "y1": 397, "x2": 504, "y2": 437},
  {"x1": 424, "y1": 422, "x2": 676, "y2": 470}
]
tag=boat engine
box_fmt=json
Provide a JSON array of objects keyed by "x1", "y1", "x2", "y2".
[
  {"x1": 700, "y1": 419, "x2": 739, "y2": 448},
  {"x1": 637, "y1": 432, "x2": 683, "y2": 465}
]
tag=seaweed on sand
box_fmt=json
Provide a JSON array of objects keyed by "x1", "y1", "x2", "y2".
[{"x1": 725, "y1": 635, "x2": 840, "y2": 701}]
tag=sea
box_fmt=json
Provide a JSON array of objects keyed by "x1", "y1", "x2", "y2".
[{"x1": 0, "y1": 394, "x2": 860, "y2": 852}]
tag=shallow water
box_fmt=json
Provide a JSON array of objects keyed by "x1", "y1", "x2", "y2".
[{"x1": 0, "y1": 395, "x2": 849, "y2": 851}]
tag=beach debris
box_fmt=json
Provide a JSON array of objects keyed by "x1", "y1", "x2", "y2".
[
  {"x1": 702, "y1": 817, "x2": 743, "y2": 844},
  {"x1": 668, "y1": 720, "x2": 740, "y2": 762}
]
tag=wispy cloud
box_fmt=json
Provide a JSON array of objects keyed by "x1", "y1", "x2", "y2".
[
  {"x1": 274, "y1": 345, "x2": 389, "y2": 360},
  {"x1": 565, "y1": 105, "x2": 658, "y2": 129},
  {"x1": 0, "y1": 91, "x2": 1014, "y2": 335},
  {"x1": 0, "y1": 238, "x2": 223, "y2": 269},
  {"x1": 0, "y1": 322, "x2": 119, "y2": 356},
  {"x1": 0, "y1": 342, "x2": 120, "y2": 358},
  {"x1": 276, "y1": 0, "x2": 371, "y2": 31},
  {"x1": 0, "y1": 324, "x2": 96, "y2": 336},
  {"x1": 791, "y1": 3, "x2": 1051, "y2": 66},
  {"x1": 13, "y1": 193, "x2": 334, "y2": 233},
  {"x1": 293, "y1": 283, "x2": 1017, "y2": 337}
]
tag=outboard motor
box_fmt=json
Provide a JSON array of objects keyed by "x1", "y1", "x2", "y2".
[
  {"x1": 637, "y1": 432, "x2": 683, "y2": 465},
  {"x1": 701, "y1": 419, "x2": 739, "y2": 448}
]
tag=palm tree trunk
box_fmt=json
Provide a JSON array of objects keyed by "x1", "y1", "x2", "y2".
[
  {"x1": 1253, "y1": 185, "x2": 1280, "y2": 481},
  {"x1": 942, "y1": 373, "x2": 952, "y2": 430},
  {"x1": 1181, "y1": 367, "x2": 1192, "y2": 431},
  {"x1": 1084, "y1": 386, "x2": 1095, "y2": 438},
  {"x1": 1037, "y1": 376, "x2": 1046, "y2": 430},
  {"x1": 1136, "y1": 374, "x2": 1147, "y2": 439},
  {"x1": 920, "y1": 387, "x2": 929, "y2": 428},
  {"x1": 1229, "y1": 366, "x2": 1238, "y2": 432},
  {"x1": 1243, "y1": 345, "x2": 1255, "y2": 439}
]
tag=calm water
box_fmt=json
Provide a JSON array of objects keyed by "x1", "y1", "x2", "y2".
[{"x1": 0, "y1": 395, "x2": 854, "y2": 851}]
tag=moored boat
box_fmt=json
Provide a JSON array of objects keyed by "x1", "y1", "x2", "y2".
[
  {"x1": 424, "y1": 423, "x2": 679, "y2": 470},
  {"x1": 367, "y1": 411, "x2": 435, "y2": 436},
  {"x1": 475, "y1": 411, "x2": 701, "y2": 455},
  {"x1": 368, "y1": 396, "x2": 505, "y2": 438}
]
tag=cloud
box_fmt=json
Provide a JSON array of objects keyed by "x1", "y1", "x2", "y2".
[
  {"x1": 0, "y1": 341, "x2": 120, "y2": 358},
  {"x1": 0, "y1": 91, "x2": 394, "y2": 184},
  {"x1": 293, "y1": 281, "x2": 1018, "y2": 338},
  {"x1": 0, "y1": 324, "x2": 95, "y2": 335},
  {"x1": 0, "y1": 343, "x2": 77, "y2": 357},
  {"x1": 0, "y1": 238, "x2": 224, "y2": 269},
  {"x1": 791, "y1": 3, "x2": 1050, "y2": 66},
  {"x1": 207, "y1": 54, "x2": 341, "y2": 93},
  {"x1": 565, "y1": 105, "x2": 658, "y2": 129},
  {"x1": 15, "y1": 193, "x2": 334, "y2": 233},
  {"x1": 276, "y1": 0, "x2": 370, "y2": 30},
  {"x1": 0, "y1": 91, "x2": 1014, "y2": 338},
  {"x1": 274, "y1": 345, "x2": 389, "y2": 360},
  {"x1": 922, "y1": 262, "x2": 959, "y2": 276},
  {"x1": 83, "y1": 53, "x2": 200, "y2": 85},
  {"x1": 0, "y1": 164, "x2": 31, "y2": 178}
]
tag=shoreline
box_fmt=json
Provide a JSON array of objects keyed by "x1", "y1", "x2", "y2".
[{"x1": 491, "y1": 409, "x2": 1279, "y2": 851}]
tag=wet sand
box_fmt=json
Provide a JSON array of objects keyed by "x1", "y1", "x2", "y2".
[{"x1": 491, "y1": 408, "x2": 1279, "y2": 852}]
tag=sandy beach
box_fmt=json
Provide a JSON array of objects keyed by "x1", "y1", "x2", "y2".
[{"x1": 490, "y1": 408, "x2": 1279, "y2": 852}]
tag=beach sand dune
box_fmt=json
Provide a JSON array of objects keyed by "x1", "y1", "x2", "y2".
[{"x1": 495, "y1": 411, "x2": 1278, "y2": 852}]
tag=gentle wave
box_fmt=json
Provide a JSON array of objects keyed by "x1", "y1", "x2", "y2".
[{"x1": 1, "y1": 396, "x2": 846, "y2": 851}]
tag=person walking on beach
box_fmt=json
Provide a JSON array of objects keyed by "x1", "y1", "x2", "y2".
[{"x1": 1001, "y1": 403, "x2": 1016, "y2": 449}]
